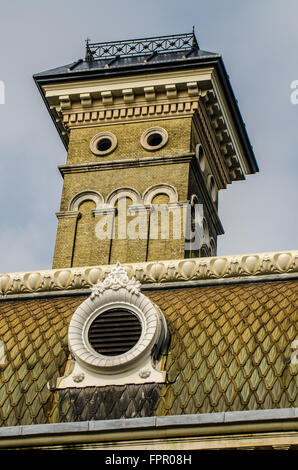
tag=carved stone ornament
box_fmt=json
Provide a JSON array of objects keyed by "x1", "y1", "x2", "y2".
[
  {"x1": 72, "y1": 373, "x2": 85, "y2": 383},
  {"x1": 90, "y1": 261, "x2": 141, "y2": 299},
  {"x1": 55, "y1": 261, "x2": 169, "y2": 388},
  {"x1": 1, "y1": 250, "x2": 297, "y2": 297},
  {"x1": 139, "y1": 368, "x2": 151, "y2": 379}
]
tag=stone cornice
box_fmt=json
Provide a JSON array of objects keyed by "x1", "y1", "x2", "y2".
[
  {"x1": 0, "y1": 250, "x2": 297, "y2": 298},
  {"x1": 42, "y1": 66, "x2": 253, "y2": 183},
  {"x1": 42, "y1": 68, "x2": 213, "y2": 99},
  {"x1": 58, "y1": 98, "x2": 197, "y2": 129},
  {"x1": 189, "y1": 157, "x2": 224, "y2": 235},
  {"x1": 58, "y1": 153, "x2": 195, "y2": 175},
  {"x1": 201, "y1": 89, "x2": 245, "y2": 182},
  {"x1": 56, "y1": 210, "x2": 80, "y2": 219},
  {"x1": 196, "y1": 99, "x2": 231, "y2": 187}
]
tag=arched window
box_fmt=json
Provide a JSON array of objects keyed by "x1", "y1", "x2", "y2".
[
  {"x1": 143, "y1": 184, "x2": 178, "y2": 206},
  {"x1": 69, "y1": 190, "x2": 104, "y2": 211}
]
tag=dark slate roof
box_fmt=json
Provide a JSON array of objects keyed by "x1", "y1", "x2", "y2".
[
  {"x1": 33, "y1": 49, "x2": 220, "y2": 79},
  {"x1": 0, "y1": 280, "x2": 297, "y2": 426}
]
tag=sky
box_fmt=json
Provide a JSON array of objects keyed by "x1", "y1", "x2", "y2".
[{"x1": 0, "y1": 0, "x2": 297, "y2": 273}]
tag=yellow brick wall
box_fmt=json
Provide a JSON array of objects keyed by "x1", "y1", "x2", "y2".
[
  {"x1": 53, "y1": 117, "x2": 194, "y2": 267},
  {"x1": 67, "y1": 118, "x2": 192, "y2": 165},
  {"x1": 52, "y1": 215, "x2": 78, "y2": 269},
  {"x1": 147, "y1": 194, "x2": 185, "y2": 261},
  {"x1": 72, "y1": 200, "x2": 99, "y2": 267},
  {"x1": 60, "y1": 163, "x2": 190, "y2": 212}
]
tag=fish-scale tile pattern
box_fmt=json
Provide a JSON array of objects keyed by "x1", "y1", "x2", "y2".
[
  {"x1": 0, "y1": 296, "x2": 86, "y2": 426},
  {"x1": 56, "y1": 384, "x2": 163, "y2": 422},
  {"x1": 146, "y1": 281, "x2": 298, "y2": 415},
  {"x1": 0, "y1": 280, "x2": 297, "y2": 426}
]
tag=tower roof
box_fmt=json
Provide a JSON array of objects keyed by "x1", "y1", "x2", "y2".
[
  {"x1": 33, "y1": 32, "x2": 258, "y2": 174},
  {"x1": 34, "y1": 31, "x2": 219, "y2": 78}
]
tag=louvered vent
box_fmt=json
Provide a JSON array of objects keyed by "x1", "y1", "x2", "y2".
[{"x1": 88, "y1": 309, "x2": 142, "y2": 356}]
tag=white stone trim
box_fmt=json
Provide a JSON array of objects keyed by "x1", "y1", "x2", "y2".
[
  {"x1": 190, "y1": 194, "x2": 199, "y2": 206},
  {"x1": 89, "y1": 131, "x2": 117, "y2": 156},
  {"x1": 56, "y1": 210, "x2": 80, "y2": 219},
  {"x1": 57, "y1": 262, "x2": 168, "y2": 387},
  {"x1": 68, "y1": 295, "x2": 158, "y2": 372},
  {"x1": 140, "y1": 127, "x2": 168, "y2": 151},
  {"x1": 0, "y1": 250, "x2": 297, "y2": 296},
  {"x1": 69, "y1": 190, "x2": 104, "y2": 211},
  {"x1": 43, "y1": 67, "x2": 250, "y2": 181},
  {"x1": 106, "y1": 187, "x2": 142, "y2": 207},
  {"x1": 143, "y1": 183, "x2": 178, "y2": 205}
]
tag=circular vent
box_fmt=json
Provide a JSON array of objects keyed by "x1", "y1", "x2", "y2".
[
  {"x1": 147, "y1": 132, "x2": 163, "y2": 147},
  {"x1": 140, "y1": 127, "x2": 168, "y2": 151},
  {"x1": 88, "y1": 309, "x2": 142, "y2": 356},
  {"x1": 90, "y1": 131, "x2": 117, "y2": 156}
]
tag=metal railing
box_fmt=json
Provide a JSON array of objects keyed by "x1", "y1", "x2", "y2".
[{"x1": 85, "y1": 31, "x2": 199, "y2": 61}]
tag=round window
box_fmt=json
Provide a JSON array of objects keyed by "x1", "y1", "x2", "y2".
[
  {"x1": 141, "y1": 127, "x2": 168, "y2": 151},
  {"x1": 68, "y1": 262, "x2": 169, "y2": 375},
  {"x1": 195, "y1": 143, "x2": 205, "y2": 172},
  {"x1": 90, "y1": 131, "x2": 117, "y2": 156},
  {"x1": 87, "y1": 308, "x2": 142, "y2": 357},
  {"x1": 208, "y1": 175, "x2": 217, "y2": 202}
]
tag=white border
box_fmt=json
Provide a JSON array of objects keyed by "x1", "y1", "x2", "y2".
[
  {"x1": 140, "y1": 127, "x2": 168, "y2": 151},
  {"x1": 90, "y1": 131, "x2": 118, "y2": 156},
  {"x1": 68, "y1": 287, "x2": 164, "y2": 374}
]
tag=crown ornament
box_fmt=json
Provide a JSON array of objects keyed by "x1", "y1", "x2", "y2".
[{"x1": 90, "y1": 261, "x2": 141, "y2": 299}]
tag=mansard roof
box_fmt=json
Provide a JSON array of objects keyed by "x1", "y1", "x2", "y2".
[{"x1": 0, "y1": 255, "x2": 297, "y2": 428}]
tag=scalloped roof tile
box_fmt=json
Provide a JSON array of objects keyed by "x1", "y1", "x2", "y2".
[{"x1": 0, "y1": 279, "x2": 297, "y2": 426}]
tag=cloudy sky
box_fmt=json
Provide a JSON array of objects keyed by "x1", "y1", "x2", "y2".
[{"x1": 0, "y1": 0, "x2": 297, "y2": 273}]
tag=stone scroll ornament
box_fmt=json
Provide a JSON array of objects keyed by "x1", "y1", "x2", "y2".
[{"x1": 90, "y1": 261, "x2": 141, "y2": 299}]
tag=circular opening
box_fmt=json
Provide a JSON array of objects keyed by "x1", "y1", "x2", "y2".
[
  {"x1": 196, "y1": 144, "x2": 205, "y2": 172},
  {"x1": 90, "y1": 132, "x2": 117, "y2": 156},
  {"x1": 141, "y1": 127, "x2": 168, "y2": 151},
  {"x1": 88, "y1": 309, "x2": 142, "y2": 357},
  {"x1": 97, "y1": 138, "x2": 112, "y2": 152},
  {"x1": 209, "y1": 175, "x2": 216, "y2": 201},
  {"x1": 147, "y1": 133, "x2": 163, "y2": 147}
]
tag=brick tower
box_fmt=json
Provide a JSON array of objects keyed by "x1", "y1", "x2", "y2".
[{"x1": 34, "y1": 32, "x2": 258, "y2": 268}]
